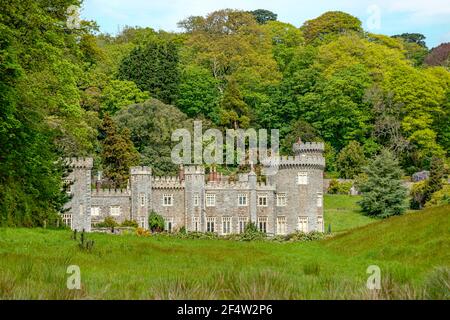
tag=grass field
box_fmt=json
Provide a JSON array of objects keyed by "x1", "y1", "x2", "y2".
[
  {"x1": 0, "y1": 198, "x2": 448, "y2": 300},
  {"x1": 323, "y1": 195, "x2": 376, "y2": 233}
]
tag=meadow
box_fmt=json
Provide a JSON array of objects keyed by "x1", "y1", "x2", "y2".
[{"x1": 0, "y1": 196, "x2": 448, "y2": 300}]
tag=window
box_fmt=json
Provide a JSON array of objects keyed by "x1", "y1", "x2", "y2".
[
  {"x1": 258, "y1": 194, "x2": 268, "y2": 207},
  {"x1": 297, "y1": 172, "x2": 308, "y2": 185},
  {"x1": 62, "y1": 214, "x2": 72, "y2": 228},
  {"x1": 192, "y1": 216, "x2": 200, "y2": 232},
  {"x1": 258, "y1": 216, "x2": 268, "y2": 233},
  {"x1": 164, "y1": 217, "x2": 174, "y2": 232},
  {"x1": 139, "y1": 193, "x2": 146, "y2": 207},
  {"x1": 277, "y1": 193, "x2": 287, "y2": 207},
  {"x1": 90, "y1": 206, "x2": 100, "y2": 216},
  {"x1": 317, "y1": 193, "x2": 323, "y2": 207},
  {"x1": 298, "y1": 216, "x2": 309, "y2": 233},
  {"x1": 206, "y1": 217, "x2": 215, "y2": 233},
  {"x1": 276, "y1": 216, "x2": 287, "y2": 235},
  {"x1": 317, "y1": 216, "x2": 324, "y2": 232},
  {"x1": 206, "y1": 193, "x2": 216, "y2": 207},
  {"x1": 110, "y1": 206, "x2": 121, "y2": 216},
  {"x1": 138, "y1": 216, "x2": 146, "y2": 229},
  {"x1": 79, "y1": 204, "x2": 84, "y2": 215},
  {"x1": 193, "y1": 193, "x2": 200, "y2": 207},
  {"x1": 238, "y1": 193, "x2": 248, "y2": 206},
  {"x1": 222, "y1": 217, "x2": 232, "y2": 235},
  {"x1": 238, "y1": 216, "x2": 248, "y2": 233},
  {"x1": 163, "y1": 194, "x2": 173, "y2": 206}
]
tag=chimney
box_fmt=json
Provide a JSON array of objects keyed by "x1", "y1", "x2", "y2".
[{"x1": 179, "y1": 164, "x2": 184, "y2": 181}]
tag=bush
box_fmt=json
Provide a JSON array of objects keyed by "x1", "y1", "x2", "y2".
[
  {"x1": 410, "y1": 180, "x2": 428, "y2": 209},
  {"x1": 425, "y1": 184, "x2": 450, "y2": 208},
  {"x1": 148, "y1": 211, "x2": 165, "y2": 232},
  {"x1": 95, "y1": 217, "x2": 118, "y2": 228},
  {"x1": 121, "y1": 219, "x2": 138, "y2": 227},
  {"x1": 327, "y1": 179, "x2": 353, "y2": 194}
]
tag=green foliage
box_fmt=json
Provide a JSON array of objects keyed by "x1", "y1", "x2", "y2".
[
  {"x1": 249, "y1": 9, "x2": 277, "y2": 24},
  {"x1": 327, "y1": 179, "x2": 353, "y2": 195},
  {"x1": 101, "y1": 80, "x2": 149, "y2": 115},
  {"x1": 118, "y1": 39, "x2": 179, "y2": 104},
  {"x1": 301, "y1": 11, "x2": 363, "y2": 44},
  {"x1": 176, "y1": 65, "x2": 220, "y2": 118},
  {"x1": 95, "y1": 217, "x2": 119, "y2": 228},
  {"x1": 425, "y1": 184, "x2": 450, "y2": 208},
  {"x1": 336, "y1": 141, "x2": 367, "y2": 179},
  {"x1": 218, "y1": 78, "x2": 250, "y2": 128},
  {"x1": 148, "y1": 211, "x2": 165, "y2": 232},
  {"x1": 114, "y1": 99, "x2": 193, "y2": 176},
  {"x1": 358, "y1": 149, "x2": 408, "y2": 218},
  {"x1": 99, "y1": 114, "x2": 140, "y2": 188},
  {"x1": 410, "y1": 180, "x2": 428, "y2": 210},
  {"x1": 121, "y1": 220, "x2": 138, "y2": 228}
]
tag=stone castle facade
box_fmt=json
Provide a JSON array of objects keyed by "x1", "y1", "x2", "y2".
[{"x1": 62, "y1": 141, "x2": 325, "y2": 235}]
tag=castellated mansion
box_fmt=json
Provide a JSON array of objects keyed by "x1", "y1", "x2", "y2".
[{"x1": 62, "y1": 141, "x2": 325, "y2": 235}]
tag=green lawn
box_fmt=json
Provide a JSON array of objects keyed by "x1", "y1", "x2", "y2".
[
  {"x1": 324, "y1": 195, "x2": 376, "y2": 233},
  {"x1": 0, "y1": 202, "x2": 448, "y2": 299}
]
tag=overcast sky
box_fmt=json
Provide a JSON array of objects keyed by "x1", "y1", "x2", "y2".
[{"x1": 81, "y1": 0, "x2": 450, "y2": 48}]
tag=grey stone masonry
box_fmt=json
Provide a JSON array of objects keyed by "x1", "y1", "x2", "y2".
[{"x1": 62, "y1": 141, "x2": 325, "y2": 234}]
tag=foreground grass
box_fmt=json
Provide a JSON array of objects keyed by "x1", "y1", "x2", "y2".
[{"x1": 0, "y1": 205, "x2": 448, "y2": 299}]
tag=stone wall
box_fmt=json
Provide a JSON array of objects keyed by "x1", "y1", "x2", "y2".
[{"x1": 63, "y1": 141, "x2": 326, "y2": 234}]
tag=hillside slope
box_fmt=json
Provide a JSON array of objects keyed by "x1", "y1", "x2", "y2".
[{"x1": 324, "y1": 205, "x2": 450, "y2": 271}]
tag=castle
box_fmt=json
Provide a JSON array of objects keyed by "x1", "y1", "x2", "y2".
[{"x1": 62, "y1": 141, "x2": 325, "y2": 235}]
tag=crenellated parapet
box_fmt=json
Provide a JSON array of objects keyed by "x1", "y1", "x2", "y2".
[
  {"x1": 183, "y1": 165, "x2": 205, "y2": 175},
  {"x1": 65, "y1": 157, "x2": 93, "y2": 169},
  {"x1": 293, "y1": 142, "x2": 325, "y2": 155},
  {"x1": 152, "y1": 176, "x2": 184, "y2": 189},
  {"x1": 206, "y1": 180, "x2": 250, "y2": 190},
  {"x1": 92, "y1": 189, "x2": 131, "y2": 197},
  {"x1": 130, "y1": 166, "x2": 152, "y2": 175},
  {"x1": 262, "y1": 155, "x2": 325, "y2": 169}
]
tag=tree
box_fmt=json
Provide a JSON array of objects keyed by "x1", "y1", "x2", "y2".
[
  {"x1": 218, "y1": 78, "x2": 250, "y2": 129},
  {"x1": 249, "y1": 9, "x2": 277, "y2": 24},
  {"x1": 301, "y1": 11, "x2": 363, "y2": 44},
  {"x1": 424, "y1": 43, "x2": 450, "y2": 67},
  {"x1": 0, "y1": 0, "x2": 98, "y2": 227},
  {"x1": 336, "y1": 141, "x2": 367, "y2": 179},
  {"x1": 100, "y1": 114, "x2": 140, "y2": 188},
  {"x1": 114, "y1": 99, "x2": 193, "y2": 176},
  {"x1": 358, "y1": 149, "x2": 408, "y2": 218},
  {"x1": 176, "y1": 65, "x2": 220, "y2": 118},
  {"x1": 101, "y1": 80, "x2": 150, "y2": 115},
  {"x1": 392, "y1": 33, "x2": 427, "y2": 48},
  {"x1": 118, "y1": 39, "x2": 179, "y2": 104}
]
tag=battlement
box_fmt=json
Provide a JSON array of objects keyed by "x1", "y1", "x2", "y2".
[
  {"x1": 152, "y1": 176, "x2": 184, "y2": 189},
  {"x1": 130, "y1": 166, "x2": 152, "y2": 175},
  {"x1": 293, "y1": 142, "x2": 325, "y2": 154},
  {"x1": 92, "y1": 189, "x2": 130, "y2": 197},
  {"x1": 66, "y1": 157, "x2": 93, "y2": 169},
  {"x1": 262, "y1": 155, "x2": 325, "y2": 169},
  {"x1": 206, "y1": 180, "x2": 250, "y2": 190},
  {"x1": 183, "y1": 165, "x2": 205, "y2": 175}
]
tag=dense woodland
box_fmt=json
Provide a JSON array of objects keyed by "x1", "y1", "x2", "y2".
[{"x1": 1, "y1": 1, "x2": 450, "y2": 226}]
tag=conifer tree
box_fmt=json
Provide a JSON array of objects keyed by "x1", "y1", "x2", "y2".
[
  {"x1": 100, "y1": 114, "x2": 140, "y2": 188},
  {"x1": 358, "y1": 149, "x2": 408, "y2": 218},
  {"x1": 219, "y1": 78, "x2": 250, "y2": 129}
]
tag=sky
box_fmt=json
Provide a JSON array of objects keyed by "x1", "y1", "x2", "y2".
[{"x1": 81, "y1": 0, "x2": 450, "y2": 48}]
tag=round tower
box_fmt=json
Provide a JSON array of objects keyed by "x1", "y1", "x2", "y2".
[{"x1": 266, "y1": 141, "x2": 325, "y2": 234}]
